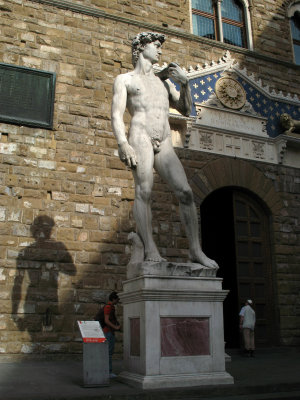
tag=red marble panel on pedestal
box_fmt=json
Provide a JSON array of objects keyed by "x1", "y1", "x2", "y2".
[
  {"x1": 160, "y1": 317, "x2": 210, "y2": 357},
  {"x1": 130, "y1": 317, "x2": 140, "y2": 357}
]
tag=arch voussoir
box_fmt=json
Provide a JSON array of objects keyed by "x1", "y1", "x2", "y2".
[{"x1": 191, "y1": 158, "x2": 283, "y2": 216}]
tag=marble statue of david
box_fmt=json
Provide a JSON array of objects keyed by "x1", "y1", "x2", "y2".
[{"x1": 111, "y1": 32, "x2": 217, "y2": 269}]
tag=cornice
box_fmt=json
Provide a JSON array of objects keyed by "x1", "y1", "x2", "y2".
[
  {"x1": 119, "y1": 289, "x2": 228, "y2": 304},
  {"x1": 29, "y1": 0, "x2": 300, "y2": 71}
]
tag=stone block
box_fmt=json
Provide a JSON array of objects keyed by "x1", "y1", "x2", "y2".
[
  {"x1": 82, "y1": 215, "x2": 100, "y2": 230},
  {"x1": 0, "y1": 207, "x2": 6, "y2": 221},
  {"x1": 56, "y1": 228, "x2": 75, "y2": 241},
  {"x1": 119, "y1": 272, "x2": 232, "y2": 389},
  {"x1": 52, "y1": 192, "x2": 69, "y2": 201},
  {"x1": 75, "y1": 203, "x2": 90, "y2": 213},
  {"x1": 90, "y1": 206, "x2": 105, "y2": 215},
  {"x1": 12, "y1": 224, "x2": 31, "y2": 237}
]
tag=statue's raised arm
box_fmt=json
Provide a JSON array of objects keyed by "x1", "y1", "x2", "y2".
[{"x1": 158, "y1": 62, "x2": 192, "y2": 117}]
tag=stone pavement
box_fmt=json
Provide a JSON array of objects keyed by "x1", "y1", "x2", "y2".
[{"x1": 0, "y1": 347, "x2": 300, "y2": 400}]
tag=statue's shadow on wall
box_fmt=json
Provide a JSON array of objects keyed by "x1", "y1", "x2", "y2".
[{"x1": 11, "y1": 215, "x2": 76, "y2": 350}]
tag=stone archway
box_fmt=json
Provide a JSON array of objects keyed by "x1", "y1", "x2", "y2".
[
  {"x1": 190, "y1": 158, "x2": 282, "y2": 348},
  {"x1": 190, "y1": 157, "x2": 282, "y2": 215}
]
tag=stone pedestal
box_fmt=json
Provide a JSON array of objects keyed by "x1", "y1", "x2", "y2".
[
  {"x1": 83, "y1": 342, "x2": 109, "y2": 387},
  {"x1": 118, "y1": 261, "x2": 234, "y2": 389}
]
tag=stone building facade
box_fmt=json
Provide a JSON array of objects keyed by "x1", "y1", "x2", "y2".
[{"x1": 0, "y1": 0, "x2": 299, "y2": 357}]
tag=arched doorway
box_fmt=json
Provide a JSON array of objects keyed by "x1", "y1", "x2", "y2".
[{"x1": 200, "y1": 187, "x2": 275, "y2": 348}]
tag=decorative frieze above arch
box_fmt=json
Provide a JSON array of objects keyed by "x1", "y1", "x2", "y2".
[
  {"x1": 176, "y1": 51, "x2": 300, "y2": 103},
  {"x1": 158, "y1": 51, "x2": 300, "y2": 168}
]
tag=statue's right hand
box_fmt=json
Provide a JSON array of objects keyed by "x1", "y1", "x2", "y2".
[{"x1": 118, "y1": 142, "x2": 137, "y2": 168}]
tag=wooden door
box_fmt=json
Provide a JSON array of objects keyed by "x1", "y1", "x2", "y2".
[
  {"x1": 233, "y1": 191, "x2": 274, "y2": 346},
  {"x1": 201, "y1": 188, "x2": 276, "y2": 347}
]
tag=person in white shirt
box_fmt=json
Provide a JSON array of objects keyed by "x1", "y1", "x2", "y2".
[{"x1": 239, "y1": 299, "x2": 256, "y2": 357}]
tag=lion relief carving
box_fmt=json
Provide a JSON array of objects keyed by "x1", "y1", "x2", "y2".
[{"x1": 280, "y1": 113, "x2": 300, "y2": 135}]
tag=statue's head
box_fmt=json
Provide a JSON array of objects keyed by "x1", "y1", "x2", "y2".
[{"x1": 132, "y1": 32, "x2": 166, "y2": 67}]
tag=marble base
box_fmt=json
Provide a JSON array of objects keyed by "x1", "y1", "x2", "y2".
[
  {"x1": 118, "y1": 371, "x2": 233, "y2": 390},
  {"x1": 127, "y1": 260, "x2": 217, "y2": 280},
  {"x1": 119, "y1": 268, "x2": 234, "y2": 389}
]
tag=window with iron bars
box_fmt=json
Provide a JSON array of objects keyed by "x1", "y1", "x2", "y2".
[{"x1": 191, "y1": 0, "x2": 248, "y2": 48}]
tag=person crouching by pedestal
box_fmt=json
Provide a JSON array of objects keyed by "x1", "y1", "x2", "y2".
[{"x1": 239, "y1": 299, "x2": 256, "y2": 357}]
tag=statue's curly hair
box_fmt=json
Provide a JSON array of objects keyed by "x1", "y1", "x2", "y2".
[{"x1": 132, "y1": 32, "x2": 165, "y2": 66}]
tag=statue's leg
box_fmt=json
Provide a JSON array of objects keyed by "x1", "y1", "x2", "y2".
[
  {"x1": 154, "y1": 138, "x2": 218, "y2": 269},
  {"x1": 130, "y1": 135, "x2": 165, "y2": 262}
]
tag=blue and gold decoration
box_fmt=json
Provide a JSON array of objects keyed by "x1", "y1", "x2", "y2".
[{"x1": 188, "y1": 72, "x2": 300, "y2": 138}]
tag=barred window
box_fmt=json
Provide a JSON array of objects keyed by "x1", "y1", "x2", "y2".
[
  {"x1": 192, "y1": 0, "x2": 216, "y2": 40},
  {"x1": 222, "y1": 0, "x2": 246, "y2": 47},
  {"x1": 191, "y1": 0, "x2": 251, "y2": 49}
]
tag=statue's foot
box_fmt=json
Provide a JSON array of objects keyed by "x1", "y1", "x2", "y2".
[
  {"x1": 145, "y1": 252, "x2": 166, "y2": 262},
  {"x1": 190, "y1": 250, "x2": 218, "y2": 269}
]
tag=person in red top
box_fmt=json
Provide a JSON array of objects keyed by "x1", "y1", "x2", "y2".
[{"x1": 103, "y1": 292, "x2": 120, "y2": 378}]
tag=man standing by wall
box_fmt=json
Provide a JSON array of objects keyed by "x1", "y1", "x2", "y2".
[{"x1": 239, "y1": 299, "x2": 256, "y2": 357}]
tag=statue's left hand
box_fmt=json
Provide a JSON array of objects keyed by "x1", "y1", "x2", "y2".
[{"x1": 168, "y1": 62, "x2": 188, "y2": 85}]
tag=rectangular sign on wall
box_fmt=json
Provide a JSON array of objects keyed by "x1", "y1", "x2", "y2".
[{"x1": 0, "y1": 63, "x2": 56, "y2": 129}]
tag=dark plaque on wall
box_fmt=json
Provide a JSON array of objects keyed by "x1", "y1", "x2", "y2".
[{"x1": 0, "y1": 63, "x2": 56, "y2": 129}]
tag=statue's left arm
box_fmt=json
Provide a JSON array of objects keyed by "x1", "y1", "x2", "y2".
[{"x1": 165, "y1": 63, "x2": 192, "y2": 117}]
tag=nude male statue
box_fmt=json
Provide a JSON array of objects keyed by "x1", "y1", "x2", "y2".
[{"x1": 111, "y1": 32, "x2": 217, "y2": 269}]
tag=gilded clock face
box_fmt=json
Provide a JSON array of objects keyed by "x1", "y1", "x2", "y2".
[{"x1": 215, "y1": 77, "x2": 246, "y2": 110}]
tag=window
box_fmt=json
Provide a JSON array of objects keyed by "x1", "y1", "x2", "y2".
[
  {"x1": 221, "y1": 0, "x2": 245, "y2": 47},
  {"x1": 288, "y1": 4, "x2": 300, "y2": 65},
  {"x1": 191, "y1": 0, "x2": 252, "y2": 49},
  {"x1": 192, "y1": 0, "x2": 217, "y2": 40}
]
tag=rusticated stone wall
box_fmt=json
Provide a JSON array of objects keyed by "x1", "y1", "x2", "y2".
[{"x1": 0, "y1": 0, "x2": 299, "y2": 357}]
